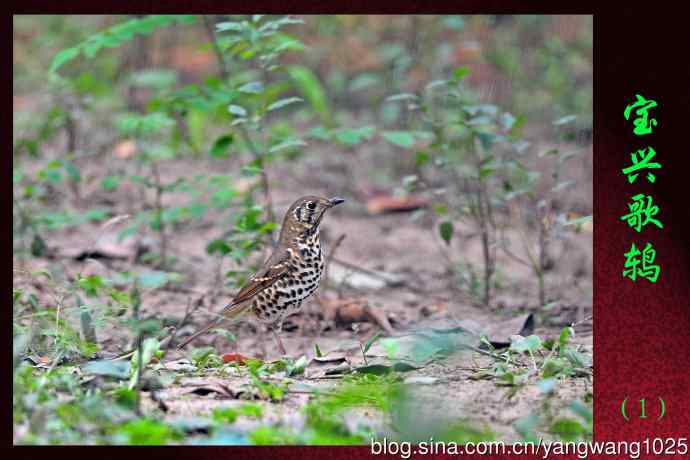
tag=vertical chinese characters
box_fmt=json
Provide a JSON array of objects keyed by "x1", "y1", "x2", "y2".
[{"x1": 622, "y1": 95, "x2": 661, "y2": 283}]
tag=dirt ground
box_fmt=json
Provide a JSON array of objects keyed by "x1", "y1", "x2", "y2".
[{"x1": 14, "y1": 137, "x2": 592, "y2": 441}]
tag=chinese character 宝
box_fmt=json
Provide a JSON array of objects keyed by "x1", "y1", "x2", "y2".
[
  {"x1": 620, "y1": 193, "x2": 663, "y2": 232},
  {"x1": 624, "y1": 94, "x2": 658, "y2": 135},
  {"x1": 622, "y1": 147, "x2": 662, "y2": 183},
  {"x1": 623, "y1": 242, "x2": 660, "y2": 282}
]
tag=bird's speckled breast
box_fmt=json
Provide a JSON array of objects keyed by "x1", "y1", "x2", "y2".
[{"x1": 251, "y1": 233, "x2": 324, "y2": 325}]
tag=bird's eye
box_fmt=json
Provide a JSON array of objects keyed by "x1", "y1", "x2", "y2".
[{"x1": 307, "y1": 202, "x2": 316, "y2": 210}]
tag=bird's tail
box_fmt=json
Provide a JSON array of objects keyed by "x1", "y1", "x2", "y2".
[{"x1": 176, "y1": 301, "x2": 251, "y2": 350}]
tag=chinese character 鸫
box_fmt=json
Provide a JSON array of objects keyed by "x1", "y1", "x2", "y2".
[{"x1": 623, "y1": 242, "x2": 660, "y2": 282}]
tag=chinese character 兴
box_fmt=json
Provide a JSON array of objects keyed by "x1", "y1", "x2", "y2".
[
  {"x1": 623, "y1": 242, "x2": 660, "y2": 282},
  {"x1": 622, "y1": 147, "x2": 661, "y2": 183},
  {"x1": 620, "y1": 193, "x2": 663, "y2": 232},
  {"x1": 624, "y1": 94, "x2": 658, "y2": 135}
]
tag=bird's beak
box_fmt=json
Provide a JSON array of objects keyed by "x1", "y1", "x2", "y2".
[{"x1": 328, "y1": 196, "x2": 345, "y2": 207}]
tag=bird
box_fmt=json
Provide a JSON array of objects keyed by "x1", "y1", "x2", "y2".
[{"x1": 177, "y1": 195, "x2": 345, "y2": 355}]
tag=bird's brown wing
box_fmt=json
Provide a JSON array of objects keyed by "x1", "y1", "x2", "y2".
[
  {"x1": 176, "y1": 249, "x2": 291, "y2": 349},
  {"x1": 218, "y1": 248, "x2": 290, "y2": 316}
]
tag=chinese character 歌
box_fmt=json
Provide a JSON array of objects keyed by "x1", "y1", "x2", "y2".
[
  {"x1": 620, "y1": 193, "x2": 663, "y2": 232},
  {"x1": 623, "y1": 242, "x2": 660, "y2": 282},
  {"x1": 622, "y1": 147, "x2": 662, "y2": 183},
  {"x1": 624, "y1": 94, "x2": 658, "y2": 135}
]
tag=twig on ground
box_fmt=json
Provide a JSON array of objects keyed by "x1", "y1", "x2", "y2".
[
  {"x1": 571, "y1": 314, "x2": 593, "y2": 329},
  {"x1": 164, "y1": 296, "x2": 205, "y2": 350},
  {"x1": 314, "y1": 233, "x2": 347, "y2": 311},
  {"x1": 330, "y1": 256, "x2": 427, "y2": 294},
  {"x1": 324, "y1": 233, "x2": 346, "y2": 288}
]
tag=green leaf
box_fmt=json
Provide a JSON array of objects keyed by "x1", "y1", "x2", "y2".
[
  {"x1": 83, "y1": 360, "x2": 131, "y2": 379},
  {"x1": 267, "y1": 97, "x2": 303, "y2": 112},
  {"x1": 559, "y1": 326, "x2": 574, "y2": 350},
  {"x1": 101, "y1": 176, "x2": 122, "y2": 191},
  {"x1": 268, "y1": 138, "x2": 306, "y2": 153},
  {"x1": 238, "y1": 81, "x2": 263, "y2": 94},
  {"x1": 49, "y1": 47, "x2": 79, "y2": 74},
  {"x1": 540, "y1": 357, "x2": 566, "y2": 378},
  {"x1": 453, "y1": 66, "x2": 470, "y2": 81},
  {"x1": 210, "y1": 134, "x2": 234, "y2": 158},
  {"x1": 137, "y1": 270, "x2": 173, "y2": 289},
  {"x1": 425, "y1": 79, "x2": 449, "y2": 91},
  {"x1": 77, "y1": 275, "x2": 105, "y2": 297},
  {"x1": 514, "y1": 414, "x2": 540, "y2": 443},
  {"x1": 307, "y1": 125, "x2": 330, "y2": 141},
  {"x1": 216, "y1": 21, "x2": 244, "y2": 32},
  {"x1": 314, "y1": 343, "x2": 323, "y2": 358},
  {"x1": 349, "y1": 73, "x2": 380, "y2": 92},
  {"x1": 550, "y1": 418, "x2": 587, "y2": 441},
  {"x1": 510, "y1": 335, "x2": 542, "y2": 354},
  {"x1": 287, "y1": 65, "x2": 332, "y2": 127},
  {"x1": 385, "y1": 93, "x2": 418, "y2": 103},
  {"x1": 379, "y1": 338, "x2": 400, "y2": 359},
  {"x1": 130, "y1": 69, "x2": 177, "y2": 89},
  {"x1": 210, "y1": 328, "x2": 236, "y2": 344},
  {"x1": 228, "y1": 105, "x2": 248, "y2": 117},
  {"x1": 479, "y1": 165, "x2": 496, "y2": 180},
  {"x1": 206, "y1": 239, "x2": 231, "y2": 256},
  {"x1": 363, "y1": 331, "x2": 383, "y2": 355},
  {"x1": 439, "y1": 221, "x2": 454, "y2": 245},
  {"x1": 553, "y1": 115, "x2": 577, "y2": 126},
  {"x1": 117, "y1": 418, "x2": 175, "y2": 445},
  {"x1": 570, "y1": 400, "x2": 593, "y2": 424},
  {"x1": 30, "y1": 234, "x2": 46, "y2": 257},
  {"x1": 286, "y1": 355, "x2": 309, "y2": 376},
  {"x1": 562, "y1": 349, "x2": 591, "y2": 368},
  {"x1": 50, "y1": 16, "x2": 197, "y2": 76},
  {"x1": 334, "y1": 127, "x2": 374, "y2": 146},
  {"x1": 381, "y1": 131, "x2": 415, "y2": 148},
  {"x1": 414, "y1": 150, "x2": 430, "y2": 167},
  {"x1": 537, "y1": 377, "x2": 557, "y2": 394}
]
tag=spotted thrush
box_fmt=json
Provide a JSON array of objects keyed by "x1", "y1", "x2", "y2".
[{"x1": 177, "y1": 195, "x2": 345, "y2": 355}]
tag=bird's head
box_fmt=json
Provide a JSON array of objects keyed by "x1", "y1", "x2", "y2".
[{"x1": 281, "y1": 195, "x2": 345, "y2": 239}]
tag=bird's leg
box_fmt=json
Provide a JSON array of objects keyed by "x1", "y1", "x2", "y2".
[
  {"x1": 271, "y1": 322, "x2": 287, "y2": 357},
  {"x1": 257, "y1": 324, "x2": 268, "y2": 360}
]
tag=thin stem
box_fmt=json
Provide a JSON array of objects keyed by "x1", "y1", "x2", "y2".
[
  {"x1": 131, "y1": 283, "x2": 143, "y2": 416},
  {"x1": 202, "y1": 15, "x2": 229, "y2": 80},
  {"x1": 201, "y1": 15, "x2": 275, "y2": 241},
  {"x1": 238, "y1": 125, "x2": 276, "y2": 239},
  {"x1": 151, "y1": 162, "x2": 166, "y2": 269},
  {"x1": 475, "y1": 179, "x2": 493, "y2": 306},
  {"x1": 537, "y1": 208, "x2": 548, "y2": 307}
]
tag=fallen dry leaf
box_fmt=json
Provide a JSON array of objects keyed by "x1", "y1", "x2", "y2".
[
  {"x1": 420, "y1": 302, "x2": 448, "y2": 318},
  {"x1": 113, "y1": 139, "x2": 137, "y2": 159},
  {"x1": 234, "y1": 177, "x2": 261, "y2": 194},
  {"x1": 366, "y1": 195, "x2": 429, "y2": 215},
  {"x1": 222, "y1": 353, "x2": 251, "y2": 364},
  {"x1": 319, "y1": 297, "x2": 394, "y2": 335},
  {"x1": 187, "y1": 384, "x2": 237, "y2": 399}
]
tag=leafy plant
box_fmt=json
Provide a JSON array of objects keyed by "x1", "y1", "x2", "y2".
[{"x1": 384, "y1": 68, "x2": 529, "y2": 305}]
